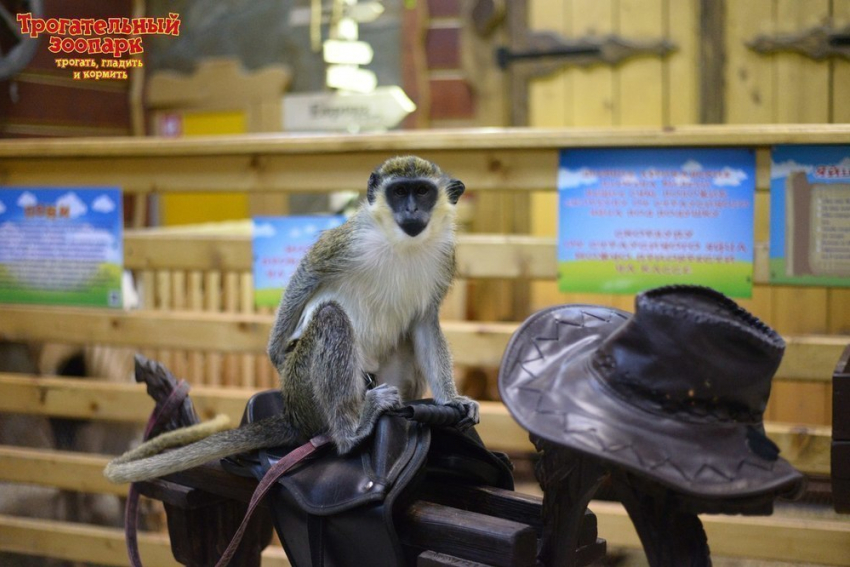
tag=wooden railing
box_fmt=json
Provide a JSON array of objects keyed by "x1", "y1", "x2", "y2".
[
  {"x1": 2, "y1": 125, "x2": 850, "y2": 194},
  {"x1": 1, "y1": 126, "x2": 849, "y2": 565},
  {"x1": 0, "y1": 372, "x2": 844, "y2": 565},
  {"x1": 0, "y1": 306, "x2": 844, "y2": 381},
  {"x1": 0, "y1": 373, "x2": 832, "y2": 475}
]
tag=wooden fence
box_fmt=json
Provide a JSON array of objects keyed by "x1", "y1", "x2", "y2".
[{"x1": 0, "y1": 125, "x2": 849, "y2": 565}]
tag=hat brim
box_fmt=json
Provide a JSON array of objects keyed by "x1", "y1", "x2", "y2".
[{"x1": 499, "y1": 304, "x2": 804, "y2": 499}]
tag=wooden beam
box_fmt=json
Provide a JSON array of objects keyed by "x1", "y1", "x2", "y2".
[
  {"x1": 1, "y1": 125, "x2": 850, "y2": 158},
  {"x1": 124, "y1": 231, "x2": 564, "y2": 278},
  {"x1": 125, "y1": 231, "x2": 252, "y2": 271},
  {"x1": 0, "y1": 306, "x2": 515, "y2": 367},
  {"x1": 0, "y1": 307, "x2": 844, "y2": 380},
  {"x1": 591, "y1": 501, "x2": 850, "y2": 566},
  {"x1": 0, "y1": 446, "x2": 123, "y2": 496},
  {"x1": 402, "y1": 501, "x2": 537, "y2": 566},
  {"x1": 123, "y1": 232, "x2": 777, "y2": 284},
  {"x1": 0, "y1": 514, "x2": 290, "y2": 567},
  {"x1": 0, "y1": 373, "x2": 253, "y2": 423},
  {"x1": 0, "y1": 372, "x2": 522, "y2": 436},
  {"x1": 0, "y1": 424, "x2": 829, "y2": 492},
  {"x1": 0, "y1": 306, "x2": 273, "y2": 353},
  {"x1": 2, "y1": 126, "x2": 850, "y2": 193},
  {"x1": 776, "y1": 335, "x2": 850, "y2": 382},
  {"x1": 0, "y1": 150, "x2": 557, "y2": 194},
  {"x1": 766, "y1": 422, "x2": 831, "y2": 476},
  {"x1": 0, "y1": 514, "x2": 180, "y2": 566},
  {"x1": 0, "y1": 375, "x2": 832, "y2": 474}
]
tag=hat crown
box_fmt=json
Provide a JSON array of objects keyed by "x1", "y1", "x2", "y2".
[{"x1": 594, "y1": 286, "x2": 785, "y2": 422}]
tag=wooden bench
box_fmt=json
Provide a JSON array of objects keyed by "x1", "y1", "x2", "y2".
[
  {"x1": 131, "y1": 357, "x2": 605, "y2": 567},
  {"x1": 138, "y1": 464, "x2": 605, "y2": 567}
]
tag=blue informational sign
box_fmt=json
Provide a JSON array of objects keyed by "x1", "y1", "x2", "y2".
[
  {"x1": 252, "y1": 216, "x2": 345, "y2": 307},
  {"x1": 558, "y1": 148, "x2": 756, "y2": 297},
  {"x1": 770, "y1": 145, "x2": 850, "y2": 286},
  {"x1": 0, "y1": 187, "x2": 123, "y2": 307}
]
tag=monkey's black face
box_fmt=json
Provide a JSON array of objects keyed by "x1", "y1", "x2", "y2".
[{"x1": 385, "y1": 179, "x2": 438, "y2": 237}]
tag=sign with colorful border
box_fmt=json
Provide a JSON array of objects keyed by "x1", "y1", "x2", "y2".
[
  {"x1": 0, "y1": 187, "x2": 123, "y2": 308},
  {"x1": 253, "y1": 216, "x2": 345, "y2": 308},
  {"x1": 770, "y1": 145, "x2": 850, "y2": 286},
  {"x1": 558, "y1": 148, "x2": 755, "y2": 297}
]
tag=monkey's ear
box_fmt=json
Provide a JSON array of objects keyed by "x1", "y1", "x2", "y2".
[
  {"x1": 367, "y1": 172, "x2": 380, "y2": 204},
  {"x1": 446, "y1": 179, "x2": 465, "y2": 204}
]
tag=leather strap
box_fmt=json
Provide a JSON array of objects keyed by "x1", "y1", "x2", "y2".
[
  {"x1": 308, "y1": 514, "x2": 326, "y2": 567},
  {"x1": 125, "y1": 484, "x2": 144, "y2": 567},
  {"x1": 215, "y1": 435, "x2": 332, "y2": 567},
  {"x1": 126, "y1": 379, "x2": 190, "y2": 567},
  {"x1": 144, "y1": 379, "x2": 191, "y2": 439}
]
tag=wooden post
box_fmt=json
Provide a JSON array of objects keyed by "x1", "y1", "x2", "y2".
[
  {"x1": 699, "y1": 0, "x2": 725, "y2": 123},
  {"x1": 532, "y1": 438, "x2": 609, "y2": 567}
]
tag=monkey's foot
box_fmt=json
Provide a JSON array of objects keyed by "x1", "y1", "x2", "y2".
[
  {"x1": 367, "y1": 383, "x2": 403, "y2": 411},
  {"x1": 334, "y1": 385, "x2": 403, "y2": 455},
  {"x1": 444, "y1": 395, "x2": 480, "y2": 430}
]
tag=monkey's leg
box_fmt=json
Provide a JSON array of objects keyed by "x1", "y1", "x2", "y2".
[
  {"x1": 376, "y1": 338, "x2": 425, "y2": 402},
  {"x1": 295, "y1": 301, "x2": 401, "y2": 454}
]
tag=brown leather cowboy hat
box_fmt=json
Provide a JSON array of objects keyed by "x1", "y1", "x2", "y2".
[{"x1": 499, "y1": 285, "x2": 805, "y2": 499}]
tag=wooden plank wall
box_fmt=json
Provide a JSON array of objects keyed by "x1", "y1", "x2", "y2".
[
  {"x1": 526, "y1": 0, "x2": 850, "y2": 425},
  {"x1": 527, "y1": 0, "x2": 700, "y2": 318},
  {"x1": 135, "y1": 224, "x2": 278, "y2": 391},
  {"x1": 725, "y1": 0, "x2": 850, "y2": 425}
]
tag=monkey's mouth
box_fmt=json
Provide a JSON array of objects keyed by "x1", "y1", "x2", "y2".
[{"x1": 399, "y1": 219, "x2": 427, "y2": 237}]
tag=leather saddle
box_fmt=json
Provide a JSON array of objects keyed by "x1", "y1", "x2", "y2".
[{"x1": 223, "y1": 391, "x2": 514, "y2": 567}]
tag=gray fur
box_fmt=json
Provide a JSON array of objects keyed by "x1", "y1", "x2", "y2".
[
  {"x1": 105, "y1": 416, "x2": 292, "y2": 484},
  {"x1": 104, "y1": 156, "x2": 475, "y2": 484}
]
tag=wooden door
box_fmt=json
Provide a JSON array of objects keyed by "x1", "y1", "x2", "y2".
[
  {"x1": 527, "y1": 0, "x2": 699, "y2": 314},
  {"x1": 724, "y1": 0, "x2": 850, "y2": 424}
]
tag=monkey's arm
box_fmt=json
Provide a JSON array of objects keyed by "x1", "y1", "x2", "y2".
[
  {"x1": 412, "y1": 307, "x2": 479, "y2": 426},
  {"x1": 268, "y1": 261, "x2": 320, "y2": 367}
]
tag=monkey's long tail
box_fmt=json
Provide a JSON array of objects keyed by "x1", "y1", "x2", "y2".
[{"x1": 103, "y1": 415, "x2": 299, "y2": 484}]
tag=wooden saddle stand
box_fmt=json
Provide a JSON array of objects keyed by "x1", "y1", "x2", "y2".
[{"x1": 129, "y1": 353, "x2": 800, "y2": 567}]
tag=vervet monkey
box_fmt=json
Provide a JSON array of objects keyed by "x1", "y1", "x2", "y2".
[{"x1": 105, "y1": 156, "x2": 477, "y2": 484}]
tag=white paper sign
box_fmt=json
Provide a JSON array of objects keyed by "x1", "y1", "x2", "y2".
[{"x1": 284, "y1": 86, "x2": 415, "y2": 132}]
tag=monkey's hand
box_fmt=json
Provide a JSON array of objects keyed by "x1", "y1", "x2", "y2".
[{"x1": 443, "y1": 395, "x2": 479, "y2": 430}]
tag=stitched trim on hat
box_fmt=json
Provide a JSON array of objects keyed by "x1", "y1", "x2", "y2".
[{"x1": 637, "y1": 285, "x2": 784, "y2": 351}]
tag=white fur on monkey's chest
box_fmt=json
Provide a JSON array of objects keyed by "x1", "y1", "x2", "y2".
[{"x1": 295, "y1": 229, "x2": 452, "y2": 372}]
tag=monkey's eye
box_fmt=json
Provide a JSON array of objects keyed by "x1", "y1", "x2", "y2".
[
  {"x1": 415, "y1": 185, "x2": 430, "y2": 196},
  {"x1": 394, "y1": 186, "x2": 407, "y2": 197}
]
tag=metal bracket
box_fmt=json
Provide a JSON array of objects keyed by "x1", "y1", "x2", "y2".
[
  {"x1": 497, "y1": 31, "x2": 677, "y2": 76},
  {"x1": 748, "y1": 24, "x2": 850, "y2": 61}
]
